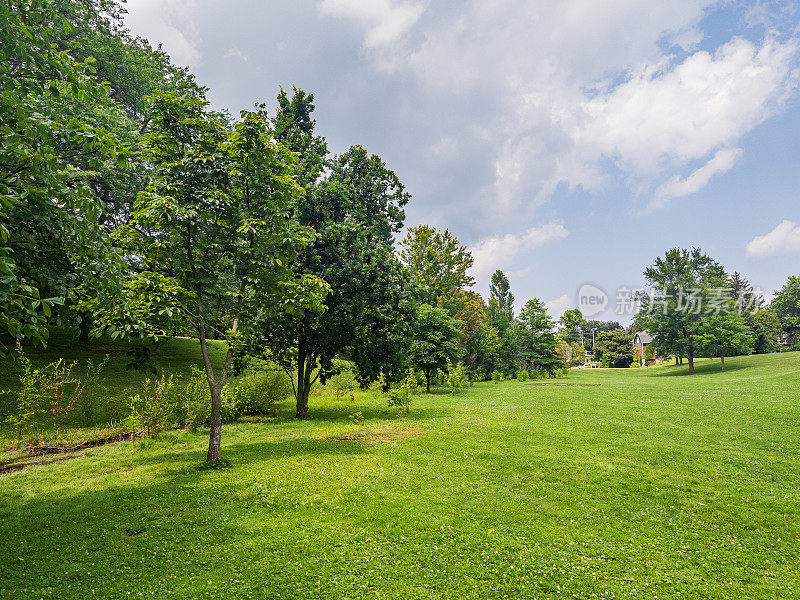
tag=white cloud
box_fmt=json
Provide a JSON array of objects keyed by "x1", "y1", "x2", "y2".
[
  {"x1": 318, "y1": 0, "x2": 425, "y2": 48},
  {"x1": 225, "y1": 47, "x2": 248, "y2": 62},
  {"x1": 746, "y1": 219, "x2": 800, "y2": 256},
  {"x1": 469, "y1": 222, "x2": 568, "y2": 284},
  {"x1": 124, "y1": 0, "x2": 201, "y2": 67},
  {"x1": 545, "y1": 294, "x2": 573, "y2": 320},
  {"x1": 325, "y1": 0, "x2": 800, "y2": 219},
  {"x1": 650, "y1": 147, "x2": 743, "y2": 209}
]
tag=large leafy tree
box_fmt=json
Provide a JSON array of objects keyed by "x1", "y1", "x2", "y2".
[
  {"x1": 248, "y1": 89, "x2": 412, "y2": 418},
  {"x1": 399, "y1": 225, "x2": 474, "y2": 306},
  {"x1": 772, "y1": 275, "x2": 800, "y2": 345},
  {"x1": 0, "y1": 0, "x2": 128, "y2": 351},
  {"x1": 517, "y1": 299, "x2": 563, "y2": 375},
  {"x1": 558, "y1": 308, "x2": 586, "y2": 345},
  {"x1": 636, "y1": 248, "x2": 727, "y2": 374},
  {"x1": 751, "y1": 308, "x2": 782, "y2": 354},
  {"x1": 410, "y1": 304, "x2": 463, "y2": 393},
  {"x1": 593, "y1": 329, "x2": 634, "y2": 368},
  {"x1": 695, "y1": 305, "x2": 753, "y2": 371},
  {"x1": 118, "y1": 93, "x2": 327, "y2": 462}
]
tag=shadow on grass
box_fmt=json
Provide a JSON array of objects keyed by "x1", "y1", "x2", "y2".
[{"x1": 649, "y1": 360, "x2": 749, "y2": 377}]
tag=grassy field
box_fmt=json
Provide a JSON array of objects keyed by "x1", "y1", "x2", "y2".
[{"x1": 1, "y1": 350, "x2": 799, "y2": 599}]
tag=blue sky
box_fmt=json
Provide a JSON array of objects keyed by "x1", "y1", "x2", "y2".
[{"x1": 124, "y1": 0, "x2": 800, "y2": 323}]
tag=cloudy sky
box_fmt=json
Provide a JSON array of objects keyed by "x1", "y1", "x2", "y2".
[{"x1": 124, "y1": 0, "x2": 800, "y2": 322}]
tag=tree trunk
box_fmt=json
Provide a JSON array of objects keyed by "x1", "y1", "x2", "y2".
[
  {"x1": 296, "y1": 385, "x2": 310, "y2": 419},
  {"x1": 295, "y1": 349, "x2": 314, "y2": 419},
  {"x1": 425, "y1": 370, "x2": 431, "y2": 394},
  {"x1": 206, "y1": 384, "x2": 223, "y2": 462},
  {"x1": 78, "y1": 312, "x2": 92, "y2": 344},
  {"x1": 687, "y1": 354, "x2": 694, "y2": 374},
  {"x1": 720, "y1": 354, "x2": 725, "y2": 372}
]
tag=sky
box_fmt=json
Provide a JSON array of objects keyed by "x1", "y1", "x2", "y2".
[{"x1": 123, "y1": 0, "x2": 800, "y2": 323}]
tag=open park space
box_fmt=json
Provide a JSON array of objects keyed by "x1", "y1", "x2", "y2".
[{"x1": 2, "y1": 349, "x2": 798, "y2": 599}]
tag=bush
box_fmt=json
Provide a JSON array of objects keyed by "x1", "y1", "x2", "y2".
[
  {"x1": 329, "y1": 366, "x2": 357, "y2": 401},
  {"x1": 125, "y1": 371, "x2": 182, "y2": 438},
  {"x1": 387, "y1": 369, "x2": 417, "y2": 415},
  {"x1": 6, "y1": 346, "x2": 85, "y2": 442},
  {"x1": 73, "y1": 355, "x2": 111, "y2": 427},
  {"x1": 491, "y1": 370, "x2": 501, "y2": 384},
  {"x1": 446, "y1": 361, "x2": 468, "y2": 395},
  {"x1": 223, "y1": 369, "x2": 292, "y2": 418},
  {"x1": 182, "y1": 368, "x2": 211, "y2": 432}
]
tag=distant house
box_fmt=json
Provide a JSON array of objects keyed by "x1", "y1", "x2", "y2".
[{"x1": 633, "y1": 331, "x2": 654, "y2": 366}]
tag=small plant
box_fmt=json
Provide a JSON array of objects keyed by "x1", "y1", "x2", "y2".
[
  {"x1": 387, "y1": 369, "x2": 417, "y2": 415},
  {"x1": 329, "y1": 367, "x2": 357, "y2": 401},
  {"x1": 491, "y1": 370, "x2": 501, "y2": 384},
  {"x1": 350, "y1": 410, "x2": 363, "y2": 425},
  {"x1": 446, "y1": 360, "x2": 468, "y2": 395},
  {"x1": 182, "y1": 367, "x2": 212, "y2": 432},
  {"x1": 74, "y1": 355, "x2": 110, "y2": 426},
  {"x1": 7, "y1": 345, "x2": 84, "y2": 442},
  {"x1": 126, "y1": 371, "x2": 180, "y2": 437}
]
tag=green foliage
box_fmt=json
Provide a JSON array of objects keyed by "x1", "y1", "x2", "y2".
[
  {"x1": 224, "y1": 370, "x2": 291, "y2": 417},
  {"x1": 594, "y1": 329, "x2": 634, "y2": 368},
  {"x1": 182, "y1": 368, "x2": 212, "y2": 433},
  {"x1": 73, "y1": 355, "x2": 111, "y2": 426},
  {"x1": 558, "y1": 309, "x2": 586, "y2": 345},
  {"x1": 750, "y1": 309, "x2": 782, "y2": 354},
  {"x1": 517, "y1": 299, "x2": 564, "y2": 376},
  {"x1": 329, "y1": 362, "x2": 358, "y2": 401},
  {"x1": 125, "y1": 372, "x2": 183, "y2": 438},
  {"x1": 446, "y1": 361, "x2": 468, "y2": 395},
  {"x1": 0, "y1": 0, "x2": 129, "y2": 350},
  {"x1": 636, "y1": 247, "x2": 728, "y2": 372},
  {"x1": 569, "y1": 341, "x2": 586, "y2": 366},
  {"x1": 695, "y1": 308, "x2": 753, "y2": 371},
  {"x1": 410, "y1": 303, "x2": 463, "y2": 392},
  {"x1": 771, "y1": 275, "x2": 800, "y2": 344},
  {"x1": 491, "y1": 369, "x2": 501, "y2": 384},
  {"x1": 249, "y1": 89, "x2": 411, "y2": 419},
  {"x1": 399, "y1": 225, "x2": 474, "y2": 305},
  {"x1": 5, "y1": 345, "x2": 86, "y2": 441}
]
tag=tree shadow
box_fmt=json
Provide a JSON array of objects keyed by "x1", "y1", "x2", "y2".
[{"x1": 649, "y1": 360, "x2": 749, "y2": 377}]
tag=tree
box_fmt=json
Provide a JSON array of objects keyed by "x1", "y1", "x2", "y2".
[
  {"x1": 772, "y1": 276, "x2": 800, "y2": 345},
  {"x1": 486, "y1": 270, "x2": 514, "y2": 329},
  {"x1": 636, "y1": 248, "x2": 727, "y2": 374},
  {"x1": 409, "y1": 304, "x2": 463, "y2": 393},
  {"x1": 399, "y1": 225, "x2": 474, "y2": 305},
  {"x1": 558, "y1": 309, "x2": 586, "y2": 345},
  {"x1": 121, "y1": 93, "x2": 326, "y2": 462},
  {"x1": 517, "y1": 299, "x2": 563, "y2": 376},
  {"x1": 248, "y1": 89, "x2": 412, "y2": 418},
  {"x1": 751, "y1": 308, "x2": 782, "y2": 354},
  {"x1": 0, "y1": 0, "x2": 128, "y2": 351},
  {"x1": 593, "y1": 329, "x2": 634, "y2": 368},
  {"x1": 569, "y1": 341, "x2": 586, "y2": 366},
  {"x1": 695, "y1": 308, "x2": 753, "y2": 371}
]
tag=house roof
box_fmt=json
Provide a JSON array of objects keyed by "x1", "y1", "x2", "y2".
[{"x1": 634, "y1": 331, "x2": 653, "y2": 344}]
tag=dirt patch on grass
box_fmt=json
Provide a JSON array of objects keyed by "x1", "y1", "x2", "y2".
[
  {"x1": 0, "y1": 453, "x2": 83, "y2": 476},
  {"x1": 0, "y1": 430, "x2": 142, "y2": 476},
  {"x1": 333, "y1": 426, "x2": 424, "y2": 445}
]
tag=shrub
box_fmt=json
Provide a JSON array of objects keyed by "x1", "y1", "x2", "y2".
[
  {"x1": 387, "y1": 369, "x2": 418, "y2": 415},
  {"x1": 125, "y1": 371, "x2": 181, "y2": 438},
  {"x1": 446, "y1": 361, "x2": 468, "y2": 395},
  {"x1": 329, "y1": 367, "x2": 357, "y2": 401},
  {"x1": 222, "y1": 368, "x2": 292, "y2": 419},
  {"x1": 491, "y1": 370, "x2": 501, "y2": 384},
  {"x1": 7, "y1": 346, "x2": 85, "y2": 442},
  {"x1": 73, "y1": 355, "x2": 110, "y2": 427},
  {"x1": 182, "y1": 368, "x2": 212, "y2": 433}
]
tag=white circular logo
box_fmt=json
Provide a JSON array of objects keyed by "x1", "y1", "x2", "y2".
[{"x1": 577, "y1": 283, "x2": 608, "y2": 317}]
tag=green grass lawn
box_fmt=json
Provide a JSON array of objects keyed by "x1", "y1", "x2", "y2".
[{"x1": 1, "y1": 351, "x2": 799, "y2": 599}]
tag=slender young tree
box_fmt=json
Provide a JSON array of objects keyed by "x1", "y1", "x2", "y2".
[{"x1": 120, "y1": 94, "x2": 326, "y2": 462}]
